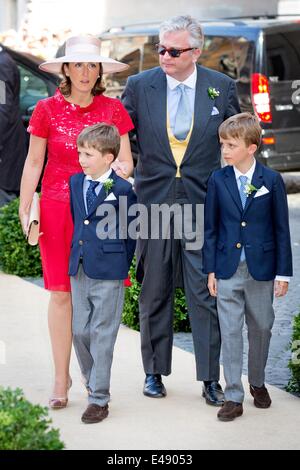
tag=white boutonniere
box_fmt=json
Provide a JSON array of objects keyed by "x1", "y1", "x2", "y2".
[
  {"x1": 207, "y1": 87, "x2": 220, "y2": 99},
  {"x1": 244, "y1": 183, "x2": 260, "y2": 197},
  {"x1": 103, "y1": 178, "x2": 114, "y2": 196}
]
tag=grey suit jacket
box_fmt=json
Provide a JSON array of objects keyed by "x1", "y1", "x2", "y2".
[{"x1": 122, "y1": 64, "x2": 240, "y2": 206}]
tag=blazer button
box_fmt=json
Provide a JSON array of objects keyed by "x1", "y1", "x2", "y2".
[
  {"x1": 241, "y1": 221, "x2": 247, "y2": 227},
  {"x1": 236, "y1": 242, "x2": 242, "y2": 249},
  {"x1": 79, "y1": 240, "x2": 84, "y2": 246},
  {"x1": 84, "y1": 220, "x2": 89, "y2": 225}
]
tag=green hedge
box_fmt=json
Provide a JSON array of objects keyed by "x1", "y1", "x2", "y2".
[
  {"x1": 122, "y1": 258, "x2": 191, "y2": 332},
  {"x1": 0, "y1": 387, "x2": 64, "y2": 450},
  {"x1": 287, "y1": 313, "x2": 300, "y2": 395},
  {"x1": 0, "y1": 198, "x2": 42, "y2": 277}
]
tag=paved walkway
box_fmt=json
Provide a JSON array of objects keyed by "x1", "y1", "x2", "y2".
[{"x1": 0, "y1": 272, "x2": 299, "y2": 450}]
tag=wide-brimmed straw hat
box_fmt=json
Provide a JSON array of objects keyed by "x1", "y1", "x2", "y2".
[{"x1": 39, "y1": 36, "x2": 128, "y2": 74}]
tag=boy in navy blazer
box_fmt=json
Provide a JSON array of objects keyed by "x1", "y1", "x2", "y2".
[
  {"x1": 69, "y1": 123, "x2": 136, "y2": 424},
  {"x1": 203, "y1": 113, "x2": 292, "y2": 422}
]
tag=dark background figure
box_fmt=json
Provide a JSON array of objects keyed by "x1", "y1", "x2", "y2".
[{"x1": 0, "y1": 45, "x2": 28, "y2": 207}]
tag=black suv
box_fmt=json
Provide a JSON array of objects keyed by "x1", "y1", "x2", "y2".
[{"x1": 100, "y1": 17, "x2": 300, "y2": 171}]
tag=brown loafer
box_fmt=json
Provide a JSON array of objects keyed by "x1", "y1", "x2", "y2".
[
  {"x1": 81, "y1": 403, "x2": 109, "y2": 424},
  {"x1": 250, "y1": 384, "x2": 272, "y2": 408},
  {"x1": 217, "y1": 401, "x2": 243, "y2": 421}
]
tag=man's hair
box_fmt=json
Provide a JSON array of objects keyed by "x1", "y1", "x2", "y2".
[
  {"x1": 159, "y1": 15, "x2": 204, "y2": 49},
  {"x1": 77, "y1": 122, "x2": 120, "y2": 160},
  {"x1": 219, "y1": 112, "x2": 262, "y2": 147}
]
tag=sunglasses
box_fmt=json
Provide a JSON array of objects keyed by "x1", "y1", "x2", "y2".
[{"x1": 155, "y1": 44, "x2": 195, "y2": 58}]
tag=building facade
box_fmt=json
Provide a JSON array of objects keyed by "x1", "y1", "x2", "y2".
[{"x1": 1, "y1": 0, "x2": 300, "y2": 35}]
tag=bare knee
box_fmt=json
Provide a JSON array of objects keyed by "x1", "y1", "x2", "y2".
[{"x1": 50, "y1": 291, "x2": 71, "y2": 308}]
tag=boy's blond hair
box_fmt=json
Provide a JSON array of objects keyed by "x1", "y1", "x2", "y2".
[
  {"x1": 77, "y1": 123, "x2": 120, "y2": 160},
  {"x1": 219, "y1": 112, "x2": 262, "y2": 148}
]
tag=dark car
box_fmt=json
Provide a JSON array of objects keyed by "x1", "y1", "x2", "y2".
[
  {"x1": 99, "y1": 16, "x2": 300, "y2": 171},
  {"x1": 1, "y1": 44, "x2": 58, "y2": 127}
]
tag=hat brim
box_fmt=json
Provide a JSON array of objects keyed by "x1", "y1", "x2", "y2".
[{"x1": 39, "y1": 54, "x2": 129, "y2": 74}]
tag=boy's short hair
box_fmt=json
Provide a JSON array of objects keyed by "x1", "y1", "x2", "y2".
[
  {"x1": 77, "y1": 123, "x2": 120, "y2": 160},
  {"x1": 219, "y1": 112, "x2": 262, "y2": 148}
]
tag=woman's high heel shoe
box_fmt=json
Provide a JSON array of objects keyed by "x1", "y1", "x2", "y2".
[{"x1": 49, "y1": 377, "x2": 72, "y2": 410}]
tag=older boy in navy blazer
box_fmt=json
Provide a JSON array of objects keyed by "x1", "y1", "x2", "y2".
[
  {"x1": 203, "y1": 113, "x2": 292, "y2": 422},
  {"x1": 69, "y1": 123, "x2": 136, "y2": 424}
]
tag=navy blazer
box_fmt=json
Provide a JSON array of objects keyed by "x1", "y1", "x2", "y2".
[
  {"x1": 203, "y1": 161, "x2": 293, "y2": 281},
  {"x1": 68, "y1": 170, "x2": 137, "y2": 280},
  {"x1": 122, "y1": 64, "x2": 240, "y2": 206}
]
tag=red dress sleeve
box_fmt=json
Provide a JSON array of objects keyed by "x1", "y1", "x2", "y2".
[
  {"x1": 27, "y1": 99, "x2": 51, "y2": 139},
  {"x1": 111, "y1": 99, "x2": 134, "y2": 136}
]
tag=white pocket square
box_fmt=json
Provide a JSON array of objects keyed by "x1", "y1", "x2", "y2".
[
  {"x1": 104, "y1": 192, "x2": 117, "y2": 201},
  {"x1": 211, "y1": 106, "x2": 219, "y2": 116},
  {"x1": 254, "y1": 185, "x2": 270, "y2": 198}
]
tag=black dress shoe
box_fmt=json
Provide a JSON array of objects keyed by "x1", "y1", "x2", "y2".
[
  {"x1": 202, "y1": 381, "x2": 224, "y2": 406},
  {"x1": 143, "y1": 374, "x2": 167, "y2": 398}
]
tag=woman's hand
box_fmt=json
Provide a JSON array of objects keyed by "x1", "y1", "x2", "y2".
[
  {"x1": 208, "y1": 272, "x2": 217, "y2": 297},
  {"x1": 110, "y1": 158, "x2": 129, "y2": 178},
  {"x1": 19, "y1": 207, "x2": 29, "y2": 237}
]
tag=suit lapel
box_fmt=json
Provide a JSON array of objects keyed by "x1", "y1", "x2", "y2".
[
  {"x1": 183, "y1": 65, "x2": 215, "y2": 164},
  {"x1": 244, "y1": 162, "x2": 264, "y2": 215},
  {"x1": 144, "y1": 69, "x2": 176, "y2": 164},
  {"x1": 224, "y1": 166, "x2": 243, "y2": 213},
  {"x1": 73, "y1": 173, "x2": 87, "y2": 217}
]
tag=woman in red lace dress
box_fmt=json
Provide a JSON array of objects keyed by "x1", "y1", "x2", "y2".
[{"x1": 19, "y1": 36, "x2": 134, "y2": 408}]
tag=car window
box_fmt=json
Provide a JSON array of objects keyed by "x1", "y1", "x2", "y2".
[
  {"x1": 266, "y1": 30, "x2": 300, "y2": 81},
  {"x1": 200, "y1": 36, "x2": 253, "y2": 81},
  {"x1": 17, "y1": 63, "x2": 49, "y2": 123},
  {"x1": 102, "y1": 36, "x2": 146, "y2": 96}
]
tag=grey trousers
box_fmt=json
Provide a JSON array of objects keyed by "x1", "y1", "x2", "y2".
[
  {"x1": 71, "y1": 265, "x2": 124, "y2": 406},
  {"x1": 217, "y1": 261, "x2": 274, "y2": 403}
]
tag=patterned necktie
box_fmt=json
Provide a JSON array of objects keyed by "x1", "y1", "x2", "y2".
[
  {"x1": 239, "y1": 175, "x2": 248, "y2": 209},
  {"x1": 86, "y1": 180, "x2": 100, "y2": 212},
  {"x1": 173, "y1": 84, "x2": 192, "y2": 141},
  {"x1": 238, "y1": 175, "x2": 248, "y2": 261}
]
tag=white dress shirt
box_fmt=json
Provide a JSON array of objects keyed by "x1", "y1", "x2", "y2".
[
  {"x1": 233, "y1": 161, "x2": 289, "y2": 283},
  {"x1": 166, "y1": 66, "x2": 197, "y2": 133}
]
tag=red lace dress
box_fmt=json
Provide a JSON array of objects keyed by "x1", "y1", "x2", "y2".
[{"x1": 28, "y1": 89, "x2": 134, "y2": 291}]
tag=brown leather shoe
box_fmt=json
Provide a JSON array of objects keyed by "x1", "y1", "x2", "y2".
[
  {"x1": 81, "y1": 404, "x2": 109, "y2": 424},
  {"x1": 250, "y1": 384, "x2": 272, "y2": 408},
  {"x1": 217, "y1": 401, "x2": 243, "y2": 421}
]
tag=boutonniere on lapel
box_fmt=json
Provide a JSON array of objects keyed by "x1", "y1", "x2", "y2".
[
  {"x1": 103, "y1": 178, "x2": 114, "y2": 196},
  {"x1": 244, "y1": 183, "x2": 260, "y2": 197},
  {"x1": 207, "y1": 87, "x2": 220, "y2": 100}
]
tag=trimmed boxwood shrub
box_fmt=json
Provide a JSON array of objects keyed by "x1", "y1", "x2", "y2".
[
  {"x1": 0, "y1": 387, "x2": 64, "y2": 450},
  {"x1": 122, "y1": 258, "x2": 191, "y2": 332},
  {"x1": 287, "y1": 312, "x2": 300, "y2": 395},
  {"x1": 0, "y1": 197, "x2": 42, "y2": 277}
]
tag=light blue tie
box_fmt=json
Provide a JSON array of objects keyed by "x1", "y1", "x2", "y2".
[
  {"x1": 86, "y1": 180, "x2": 100, "y2": 213},
  {"x1": 238, "y1": 175, "x2": 248, "y2": 261},
  {"x1": 239, "y1": 175, "x2": 248, "y2": 209},
  {"x1": 173, "y1": 84, "x2": 192, "y2": 141}
]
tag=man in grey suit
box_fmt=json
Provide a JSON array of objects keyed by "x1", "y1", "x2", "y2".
[{"x1": 122, "y1": 15, "x2": 240, "y2": 404}]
